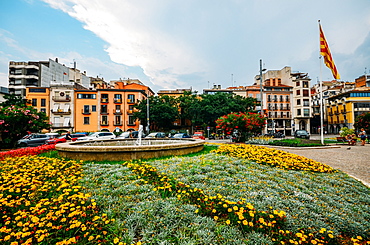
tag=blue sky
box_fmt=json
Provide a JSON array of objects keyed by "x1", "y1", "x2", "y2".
[{"x1": 1, "y1": 0, "x2": 370, "y2": 93}]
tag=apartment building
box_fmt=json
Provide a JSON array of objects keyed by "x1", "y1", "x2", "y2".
[
  {"x1": 8, "y1": 58, "x2": 89, "y2": 97},
  {"x1": 256, "y1": 66, "x2": 311, "y2": 135},
  {"x1": 74, "y1": 79, "x2": 154, "y2": 133},
  {"x1": 326, "y1": 75, "x2": 370, "y2": 133},
  {"x1": 310, "y1": 81, "x2": 355, "y2": 134}
]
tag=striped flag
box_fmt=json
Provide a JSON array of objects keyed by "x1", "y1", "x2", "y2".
[{"x1": 319, "y1": 22, "x2": 340, "y2": 79}]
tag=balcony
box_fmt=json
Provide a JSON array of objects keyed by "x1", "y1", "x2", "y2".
[
  {"x1": 51, "y1": 123, "x2": 71, "y2": 128},
  {"x1": 127, "y1": 99, "x2": 135, "y2": 104},
  {"x1": 113, "y1": 121, "x2": 123, "y2": 126},
  {"x1": 127, "y1": 121, "x2": 136, "y2": 126},
  {"x1": 114, "y1": 98, "x2": 122, "y2": 103},
  {"x1": 127, "y1": 109, "x2": 133, "y2": 114},
  {"x1": 113, "y1": 109, "x2": 122, "y2": 115},
  {"x1": 51, "y1": 109, "x2": 71, "y2": 115},
  {"x1": 82, "y1": 109, "x2": 91, "y2": 115},
  {"x1": 101, "y1": 98, "x2": 109, "y2": 103},
  {"x1": 53, "y1": 96, "x2": 71, "y2": 102},
  {"x1": 100, "y1": 121, "x2": 109, "y2": 126},
  {"x1": 100, "y1": 111, "x2": 109, "y2": 115}
]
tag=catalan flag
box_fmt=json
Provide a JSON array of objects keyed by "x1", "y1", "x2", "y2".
[{"x1": 319, "y1": 22, "x2": 340, "y2": 79}]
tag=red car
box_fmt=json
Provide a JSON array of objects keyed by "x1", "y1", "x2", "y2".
[
  {"x1": 192, "y1": 132, "x2": 205, "y2": 140},
  {"x1": 45, "y1": 134, "x2": 86, "y2": 145}
]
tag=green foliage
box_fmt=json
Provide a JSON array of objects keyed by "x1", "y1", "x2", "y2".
[
  {"x1": 134, "y1": 92, "x2": 257, "y2": 132},
  {"x1": 0, "y1": 104, "x2": 51, "y2": 148},
  {"x1": 339, "y1": 126, "x2": 355, "y2": 137},
  {"x1": 215, "y1": 112, "x2": 265, "y2": 142},
  {"x1": 354, "y1": 112, "x2": 370, "y2": 133},
  {"x1": 0, "y1": 93, "x2": 28, "y2": 107},
  {"x1": 268, "y1": 138, "x2": 325, "y2": 147},
  {"x1": 134, "y1": 95, "x2": 179, "y2": 132}
]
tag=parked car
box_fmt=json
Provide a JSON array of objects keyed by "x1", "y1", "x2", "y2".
[
  {"x1": 192, "y1": 132, "x2": 205, "y2": 140},
  {"x1": 146, "y1": 132, "x2": 166, "y2": 138},
  {"x1": 294, "y1": 130, "x2": 310, "y2": 139},
  {"x1": 117, "y1": 131, "x2": 131, "y2": 139},
  {"x1": 18, "y1": 133, "x2": 59, "y2": 147},
  {"x1": 172, "y1": 133, "x2": 191, "y2": 139},
  {"x1": 45, "y1": 134, "x2": 86, "y2": 145},
  {"x1": 76, "y1": 132, "x2": 116, "y2": 141}
]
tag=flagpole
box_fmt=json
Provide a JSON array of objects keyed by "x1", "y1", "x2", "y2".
[{"x1": 319, "y1": 20, "x2": 324, "y2": 145}]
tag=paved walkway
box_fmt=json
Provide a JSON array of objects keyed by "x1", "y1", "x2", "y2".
[{"x1": 207, "y1": 137, "x2": 370, "y2": 187}]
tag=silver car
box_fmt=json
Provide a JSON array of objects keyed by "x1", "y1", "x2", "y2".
[{"x1": 76, "y1": 132, "x2": 116, "y2": 141}]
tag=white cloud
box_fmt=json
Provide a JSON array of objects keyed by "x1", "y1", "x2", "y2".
[
  {"x1": 39, "y1": 0, "x2": 370, "y2": 90},
  {"x1": 42, "y1": 0, "x2": 208, "y2": 89}
]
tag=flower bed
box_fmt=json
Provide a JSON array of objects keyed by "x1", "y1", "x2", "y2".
[
  {"x1": 0, "y1": 155, "x2": 115, "y2": 245},
  {"x1": 0, "y1": 144, "x2": 56, "y2": 160},
  {"x1": 212, "y1": 143, "x2": 336, "y2": 173}
]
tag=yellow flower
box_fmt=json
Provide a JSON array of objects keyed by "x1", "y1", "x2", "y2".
[
  {"x1": 213, "y1": 216, "x2": 219, "y2": 221},
  {"x1": 114, "y1": 237, "x2": 120, "y2": 244},
  {"x1": 225, "y1": 220, "x2": 230, "y2": 225}
]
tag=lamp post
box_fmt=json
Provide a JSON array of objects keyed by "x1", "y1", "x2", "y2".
[
  {"x1": 146, "y1": 93, "x2": 150, "y2": 134},
  {"x1": 259, "y1": 59, "x2": 266, "y2": 116}
]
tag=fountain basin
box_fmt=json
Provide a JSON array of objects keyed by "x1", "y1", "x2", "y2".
[{"x1": 55, "y1": 138, "x2": 205, "y2": 161}]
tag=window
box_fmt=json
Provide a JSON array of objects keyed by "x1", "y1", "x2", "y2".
[
  {"x1": 303, "y1": 81, "x2": 309, "y2": 88},
  {"x1": 297, "y1": 99, "x2": 301, "y2": 105},
  {"x1": 102, "y1": 115, "x2": 108, "y2": 125},
  {"x1": 92, "y1": 105, "x2": 96, "y2": 112},
  {"x1": 77, "y1": 94, "x2": 96, "y2": 99},
  {"x1": 29, "y1": 88, "x2": 46, "y2": 93},
  {"x1": 128, "y1": 94, "x2": 135, "y2": 103},
  {"x1": 273, "y1": 95, "x2": 277, "y2": 101},
  {"x1": 296, "y1": 90, "x2": 300, "y2": 96},
  {"x1": 280, "y1": 103, "x2": 284, "y2": 110},
  {"x1": 304, "y1": 109, "x2": 310, "y2": 117},
  {"x1": 286, "y1": 95, "x2": 290, "y2": 102},
  {"x1": 114, "y1": 94, "x2": 122, "y2": 103},
  {"x1": 40, "y1": 108, "x2": 46, "y2": 113},
  {"x1": 296, "y1": 81, "x2": 300, "y2": 87},
  {"x1": 32, "y1": 98, "x2": 37, "y2": 106},
  {"x1": 297, "y1": 109, "x2": 301, "y2": 116},
  {"x1": 303, "y1": 99, "x2": 309, "y2": 106},
  {"x1": 84, "y1": 117, "x2": 90, "y2": 125},
  {"x1": 128, "y1": 115, "x2": 135, "y2": 125},
  {"x1": 101, "y1": 94, "x2": 109, "y2": 103},
  {"x1": 83, "y1": 105, "x2": 90, "y2": 114},
  {"x1": 41, "y1": 99, "x2": 46, "y2": 107},
  {"x1": 115, "y1": 115, "x2": 121, "y2": 125},
  {"x1": 101, "y1": 105, "x2": 108, "y2": 114},
  {"x1": 280, "y1": 95, "x2": 283, "y2": 102},
  {"x1": 268, "y1": 95, "x2": 271, "y2": 102},
  {"x1": 303, "y1": 90, "x2": 309, "y2": 97}
]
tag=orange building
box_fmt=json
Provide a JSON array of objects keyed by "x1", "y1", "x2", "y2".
[{"x1": 74, "y1": 79, "x2": 154, "y2": 132}]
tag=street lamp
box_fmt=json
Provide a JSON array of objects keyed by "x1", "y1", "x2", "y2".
[{"x1": 259, "y1": 59, "x2": 266, "y2": 116}]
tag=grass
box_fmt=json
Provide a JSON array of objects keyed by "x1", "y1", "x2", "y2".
[
  {"x1": 1, "y1": 144, "x2": 369, "y2": 244},
  {"x1": 268, "y1": 138, "x2": 328, "y2": 147}
]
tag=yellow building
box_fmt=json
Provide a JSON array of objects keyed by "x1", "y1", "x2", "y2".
[
  {"x1": 26, "y1": 87, "x2": 50, "y2": 116},
  {"x1": 74, "y1": 90, "x2": 99, "y2": 132},
  {"x1": 326, "y1": 87, "x2": 370, "y2": 133}
]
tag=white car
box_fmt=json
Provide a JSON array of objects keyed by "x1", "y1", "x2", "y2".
[{"x1": 76, "y1": 132, "x2": 116, "y2": 141}]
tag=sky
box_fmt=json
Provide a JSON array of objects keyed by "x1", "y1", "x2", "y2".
[{"x1": 1, "y1": 0, "x2": 370, "y2": 94}]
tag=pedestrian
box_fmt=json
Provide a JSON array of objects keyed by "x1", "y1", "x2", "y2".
[
  {"x1": 358, "y1": 128, "x2": 367, "y2": 146},
  {"x1": 65, "y1": 131, "x2": 72, "y2": 141}
]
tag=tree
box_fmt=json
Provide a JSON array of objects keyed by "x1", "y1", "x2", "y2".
[
  {"x1": 194, "y1": 92, "x2": 257, "y2": 128},
  {"x1": 354, "y1": 112, "x2": 370, "y2": 134},
  {"x1": 0, "y1": 93, "x2": 29, "y2": 107},
  {"x1": 0, "y1": 105, "x2": 51, "y2": 148},
  {"x1": 215, "y1": 112, "x2": 265, "y2": 142},
  {"x1": 133, "y1": 95, "x2": 179, "y2": 132}
]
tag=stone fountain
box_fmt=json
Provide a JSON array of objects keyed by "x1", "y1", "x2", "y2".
[{"x1": 55, "y1": 128, "x2": 204, "y2": 162}]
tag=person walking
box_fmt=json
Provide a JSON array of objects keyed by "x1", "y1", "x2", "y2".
[
  {"x1": 65, "y1": 131, "x2": 72, "y2": 141},
  {"x1": 359, "y1": 128, "x2": 367, "y2": 146}
]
